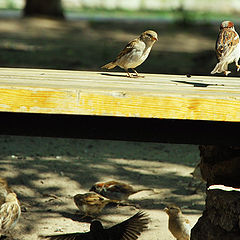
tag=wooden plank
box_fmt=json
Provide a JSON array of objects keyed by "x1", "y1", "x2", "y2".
[{"x1": 0, "y1": 67, "x2": 240, "y2": 122}]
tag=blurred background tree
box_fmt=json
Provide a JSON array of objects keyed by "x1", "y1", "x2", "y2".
[{"x1": 23, "y1": 0, "x2": 64, "y2": 18}]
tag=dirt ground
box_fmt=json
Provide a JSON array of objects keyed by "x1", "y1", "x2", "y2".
[{"x1": 0, "y1": 135, "x2": 205, "y2": 240}]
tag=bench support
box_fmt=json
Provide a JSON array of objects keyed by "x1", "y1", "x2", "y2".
[{"x1": 191, "y1": 146, "x2": 240, "y2": 239}]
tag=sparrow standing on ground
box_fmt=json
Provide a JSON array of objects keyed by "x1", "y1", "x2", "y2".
[
  {"x1": 101, "y1": 30, "x2": 158, "y2": 78},
  {"x1": 188, "y1": 162, "x2": 206, "y2": 193},
  {"x1": 73, "y1": 192, "x2": 111, "y2": 218},
  {"x1": 211, "y1": 20, "x2": 240, "y2": 76},
  {"x1": 0, "y1": 192, "x2": 21, "y2": 237},
  {"x1": 89, "y1": 180, "x2": 153, "y2": 202},
  {"x1": 40, "y1": 211, "x2": 149, "y2": 240},
  {"x1": 164, "y1": 205, "x2": 191, "y2": 240},
  {"x1": 0, "y1": 178, "x2": 11, "y2": 206}
]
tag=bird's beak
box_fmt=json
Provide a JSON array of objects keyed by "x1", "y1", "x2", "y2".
[
  {"x1": 163, "y1": 207, "x2": 168, "y2": 212},
  {"x1": 152, "y1": 37, "x2": 158, "y2": 41}
]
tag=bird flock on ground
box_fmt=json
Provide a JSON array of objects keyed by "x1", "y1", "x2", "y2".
[
  {"x1": 0, "y1": 177, "x2": 195, "y2": 240},
  {"x1": 1, "y1": 19, "x2": 237, "y2": 240},
  {"x1": 102, "y1": 20, "x2": 240, "y2": 77}
]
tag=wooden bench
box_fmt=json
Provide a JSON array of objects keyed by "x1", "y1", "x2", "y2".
[
  {"x1": 1, "y1": 67, "x2": 240, "y2": 238},
  {"x1": 0, "y1": 67, "x2": 239, "y2": 144}
]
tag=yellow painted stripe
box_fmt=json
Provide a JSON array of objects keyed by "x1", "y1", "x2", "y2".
[
  {"x1": 0, "y1": 68, "x2": 239, "y2": 122},
  {"x1": 0, "y1": 86, "x2": 239, "y2": 122}
]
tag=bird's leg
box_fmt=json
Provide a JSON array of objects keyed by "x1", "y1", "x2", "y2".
[
  {"x1": 117, "y1": 201, "x2": 140, "y2": 209},
  {"x1": 132, "y1": 68, "x2": 144, "y2": 78},
  {"x1": 224, "y1": 70, "x2": 231, "y2": 76},
  {"x1": 79, "y1": 214, "x2": 88, "y2": 219},
  {"x1": 125, "y1": 69, "x2": 133, "y2": 78},
  {"x1": 75, "y1": 211, "x2": 89, "y2": 220},
  {"x1": 121, "y1": 202, "x2": 140, "y2": 209},
  {"x1": 235, "y1": 60, "x2": 240, "y2": 71},
  {"x1": 132, "y1": 68, "x2": 139, "y2": 77}
]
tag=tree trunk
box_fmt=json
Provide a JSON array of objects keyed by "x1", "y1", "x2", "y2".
[
  {"x1": 191, "y1": 145, "x2": 240, "y2": 240},
  {"x1": 23, "y1": 0, "x2": 64, "y2": 19}
]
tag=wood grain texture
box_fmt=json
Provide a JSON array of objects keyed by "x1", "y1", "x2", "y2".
[{"x1": 0, "y1": 67, "x2": 239, "y2": 122}]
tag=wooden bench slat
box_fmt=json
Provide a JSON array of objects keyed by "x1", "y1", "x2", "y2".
[{"x1": 0, "y1": 67, "x2": 239, "y2": 122}]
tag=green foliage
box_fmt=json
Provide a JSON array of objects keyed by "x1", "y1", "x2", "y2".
[
  {"x1": 2, "y1": 0, "x2": 19, "y2": 10},
  {"x1": 65, "y1": 7, "x2": 240, "y2": 26}
]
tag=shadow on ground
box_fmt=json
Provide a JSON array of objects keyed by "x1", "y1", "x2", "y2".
[{"x1": 0, "y1": 135, "x2": 204, "y2": 239}]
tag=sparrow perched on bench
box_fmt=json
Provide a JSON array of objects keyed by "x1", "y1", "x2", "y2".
[
  {"x1": 89, "y1": 180, "x2": 153, "y2": 202},
  {"x1": 74, "y1": 192, "x2": 112, "y2": 217},
  {"x1": 101, "y1": 30, "x2": 158, "y2": 78},
  {"x1": 40, "y1": 211, "x2": 149, "y2": 240},
  {"x1": 211, "y1": 21, "x2": 240, "y2": 76},
  {"x1": 164, "y1": 204, "x2": 191, "y2": 240}
]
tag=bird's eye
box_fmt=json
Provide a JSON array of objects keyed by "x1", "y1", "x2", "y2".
[{"x1": 146, "y1": 33, "x2": 152, "y2": 38}]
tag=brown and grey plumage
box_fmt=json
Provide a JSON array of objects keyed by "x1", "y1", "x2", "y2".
[
  {"x1": 74, "y1": 192, "x2": 112, "y2": 217},
  {"x1": 164, "y1": 205, "x2": 191, "y2": 240},
  {"x1": 0, "y1": 178, "x2": 12, "y2": 206},
  {"x1": 0, "y1": 178, "x2": 21, "y2": 237},
  {"x1": 211, "y1": 21, "x2": 240, "y2": 76},
  {"x1": 101, "y1": 30, "x2": 158, "y2": 78},
  {"x1": 0, "y1": 192, "x2": 21, "y2": 237},
  {"x1": 89, "y1": 180, "x2": 153, "y2": 202},
  {"x1": 40, "y1": 211, "x2": 149, "y2": 240}
]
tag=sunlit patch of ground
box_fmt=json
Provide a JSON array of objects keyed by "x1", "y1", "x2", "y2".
[{"x1": 0, "y1": 135, "x2": 204, "y2": 240}]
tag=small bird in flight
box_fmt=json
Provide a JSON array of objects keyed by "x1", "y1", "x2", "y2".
[{"x1": 40, "y1": 211, "x2": 149, "y2": 240}]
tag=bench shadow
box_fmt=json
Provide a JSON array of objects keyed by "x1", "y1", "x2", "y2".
[
  {"x1": 172, "y1": 80, "x2": 224, "y2": 88},
  {"x1": 100, "y1": 73, "x2": 127, "y2": 77}
]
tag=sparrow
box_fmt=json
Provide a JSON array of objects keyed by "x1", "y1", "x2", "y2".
[
  {"x1": 101, "y1": 30, "x2": 158, "y2": 78},
  {"x1": 0, "y1": 192, "x2": 21, "y2": 237},
  {"x1": 40, "y1": 211, "x2": 149, "y2": 240},
  {"x1": 0, "y1": 178, "x2": 10, "y2": 191},
  {"x1": 89, "y1": 180, "x2": 153, "y2": 202},
  {"x1": 73, "y1": 192, "x2": 112, "y2": 217},
  {"x1": 190, "y1": 163, "x2": 206, "y2": 183},
  {"x1": 164, "y1": 204, "x2": 191, "y2": 240},
  {"x1": 188, "y1": 163, "x2": 206, "y2": 193},
  {"x1": 211, "y1": 20, "x2": 240, "y2": 76},
  {"x1": 0, "y1": 178, "x2": 12, "y2": 206}
]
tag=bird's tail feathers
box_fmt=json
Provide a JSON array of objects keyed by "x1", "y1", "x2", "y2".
[
  {"x1": 101, "y1": 62, "x2": 116, "y2": 69},
  {"x1": 211, "y1": 62, "x2": 228, "y2": 74},
  {"x1": 39, "y1": 234, "x2": 75, "y2": 240},
  {"x1": 134, "y1": 188, "x2": 155, "y2": 194}
]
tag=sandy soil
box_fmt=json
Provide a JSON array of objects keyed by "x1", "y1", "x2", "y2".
[{"x1": 0, "y1": 135, "x2": 205, "y2": 239}]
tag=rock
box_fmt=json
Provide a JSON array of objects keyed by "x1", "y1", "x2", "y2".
[
  {"x1": 199, "y1": 145, "x2": 240, "y2": 187},
  {"x1": 191, "y1": 189, "x2": 240, "y2": 240},
  {"x1": 191, "y1": 145, "x2": 240, "y2": 239}
]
